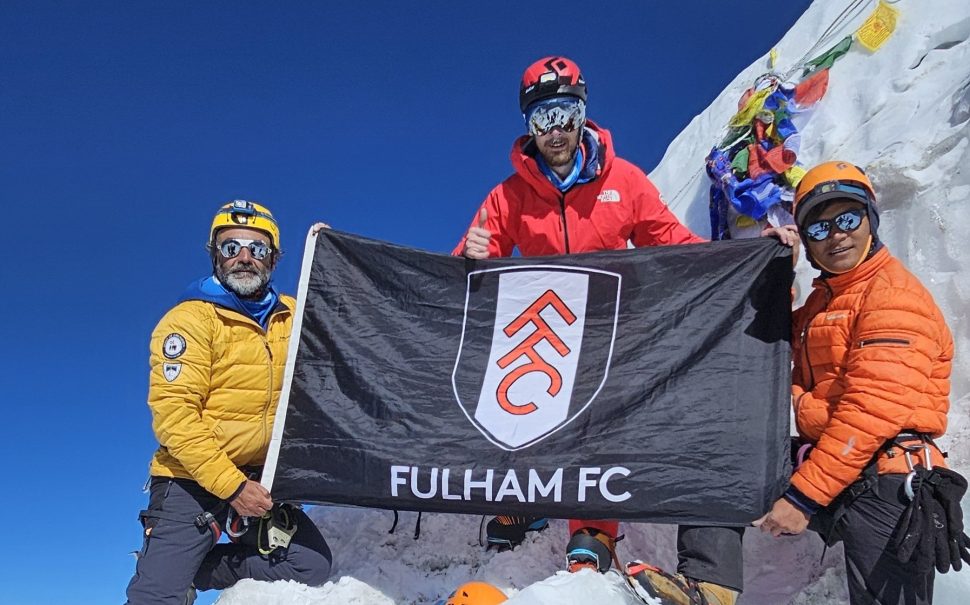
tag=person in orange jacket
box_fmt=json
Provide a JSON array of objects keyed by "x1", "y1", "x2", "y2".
[
  {"x1": 456, "y1": 56, "x2": 798, "y2": 605},
  {"x1": 755, "y1": 161, "x2": 954, "y2": 604}
]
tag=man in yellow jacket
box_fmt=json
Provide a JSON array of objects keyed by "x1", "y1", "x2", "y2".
[{"x1": 126, "y1": 201, "x2": 332, "y2": 605}]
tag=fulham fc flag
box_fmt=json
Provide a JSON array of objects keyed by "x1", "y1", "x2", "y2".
[{"x1": 263, "y1": 230, "x2": 793, "y2": 525}]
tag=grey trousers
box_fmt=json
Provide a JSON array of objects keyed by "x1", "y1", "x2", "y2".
[
  {"x1": 810, "y1": 473, "x2": 934, "y2": 605},
  {"x1": 125, "y1": 477, "x2": 333, "y2": 605}
]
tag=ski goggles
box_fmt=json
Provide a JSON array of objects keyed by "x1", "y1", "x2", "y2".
[
  {"x1": 804, "y1": 207, "x2": 866, "y2": 242},
  {"x1": 217, "y1": 238, "x2": 273, "y2": 260},
  {"x1": 565, "y1": 548, "x2": 601, "y2": 572},
  {"x1": 525, "y1": 96, "x2": 586, "y2": 136}
]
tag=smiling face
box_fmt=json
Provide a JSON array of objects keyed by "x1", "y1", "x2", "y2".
[
  {"x1": 212, "y1": 226, "x2": 277, "y2": 298},
  {"x1": 804, "y1": 199, "x2": 872, "y2": 274},
  {"x1": 535, "y1": 126, "x2": 581, "y2": 176}
]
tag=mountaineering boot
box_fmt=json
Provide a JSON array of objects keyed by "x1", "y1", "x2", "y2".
[
  {"x1": 694, "y1": 582, "x2": 738, "y2": 605},
  {"x1": 627, "y1": 562, "x2": 738, "y2": 605},
  {"x1": 566, "y1": 527, "x2": 618, "y2": 573},
  {"x1": 485, "y1": 516, "x2": 548, "y2": 551}
]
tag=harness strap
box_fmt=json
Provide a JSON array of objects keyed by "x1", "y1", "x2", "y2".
[
  {"x1": 818, "y1": 431, "x2": 941, "y2": 560},
  {"x1": 139, "y1": 509, "x2": 223, "y2": 546}
]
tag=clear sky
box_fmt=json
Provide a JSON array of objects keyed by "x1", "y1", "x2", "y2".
[{"x1": 0, "y1": 1, "x2": 810, "y2": 603}]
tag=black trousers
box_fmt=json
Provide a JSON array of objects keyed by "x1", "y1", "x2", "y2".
[
  {"x1": 810, "y1": 473, "x2": 934, "y2": 605},
  {"x1": 125, "y1": 478, "x2": 333, "y2": 605},
  {"x1": 677, "y1": 525, "x2": 745, "y2": 592}
]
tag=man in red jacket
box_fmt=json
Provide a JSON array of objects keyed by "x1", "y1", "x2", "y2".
[
  {"x1": 455, "y1": 56, "x2": 797, "y2": 605},
  {"x1": 455, "y1": 57, "x2": 702, "y2": 260}
]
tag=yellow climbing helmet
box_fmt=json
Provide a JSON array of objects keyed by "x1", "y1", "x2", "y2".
[{"x1": 209, "y1": 200, "x2": 281, "y2": 250}]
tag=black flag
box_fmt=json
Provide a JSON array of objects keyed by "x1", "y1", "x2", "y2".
[{"x1": 263, "y1": 231, "x2": 792, "y2": 525}]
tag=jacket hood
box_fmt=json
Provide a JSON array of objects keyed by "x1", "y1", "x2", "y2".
[
  {"x1": 510, "y1": 119, "x2": 615, "y2": 199},
  {"x1": 178, "y1": 276, "x2": 289, "y2": 321}
]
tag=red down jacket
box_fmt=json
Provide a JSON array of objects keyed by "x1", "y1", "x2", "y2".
[{"x1": 452, "y1": 121, "x2": 703, "y2": 256}]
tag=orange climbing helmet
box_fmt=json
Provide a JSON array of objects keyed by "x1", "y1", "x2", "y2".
[
  {"x1": 441, "y1": 581, "x2": 508, "y2": 605},
  {"x1": 793, "y1": 161, "x2": 875, "y2": 227}
]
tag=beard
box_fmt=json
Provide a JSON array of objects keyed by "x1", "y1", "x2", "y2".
[
  {"x1": 537, "y1": 131, "x2": 580, "y2": 169},
  {"x1": 216, "y1": 261, "x2": 271, "y2": 298}
]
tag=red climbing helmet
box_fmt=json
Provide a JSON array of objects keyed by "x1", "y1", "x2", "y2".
[{"x1": 519, "y1": 56, "x2": 587, "y2": 112}]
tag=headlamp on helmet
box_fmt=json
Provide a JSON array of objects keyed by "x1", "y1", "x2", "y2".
[{"x1": 208, "y1": 199, "x2": 281, "y2": 252}]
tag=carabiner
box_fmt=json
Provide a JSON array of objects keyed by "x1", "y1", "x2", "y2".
[
  {"x1": 225, "y1": 507, "x2": 250, "y2": 539},
  {"x1": 904, "y1": 471, "x2": 917, "y2": 501}
]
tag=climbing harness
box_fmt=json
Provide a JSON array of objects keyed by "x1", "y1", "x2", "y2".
[{"x1": 227, "y1": 503, "x2": 300, "y2": 555}]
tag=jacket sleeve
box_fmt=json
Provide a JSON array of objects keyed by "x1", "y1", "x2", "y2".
[
  {"x1": 147, "y1": 303, "x2": 247, "y2": 499},
  {"x1": 790, "y1": 278, "x2": 946, "y2": 506},
  {"x1": 629, "y1": 170, "x2": 706, "y2": 246},
  {"x1": 451, "y1": 186, "x2": 516, "y2": 257}
]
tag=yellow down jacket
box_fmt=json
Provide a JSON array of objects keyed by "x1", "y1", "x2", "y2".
[
  {"x1": 146, "y1": 294, "x2": 295, "y2": 500},
  {"x1": 790, "y1": 247, "x2": 952, "y2": 506}
]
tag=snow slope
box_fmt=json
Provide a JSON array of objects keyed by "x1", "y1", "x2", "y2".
[{"x1": 220, "y1": 0, "x2": 970, "y2": 602}]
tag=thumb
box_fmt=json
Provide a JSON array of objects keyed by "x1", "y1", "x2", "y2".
[{"x1": 477, "y1": 208, "x2": 488, "y2": 229}]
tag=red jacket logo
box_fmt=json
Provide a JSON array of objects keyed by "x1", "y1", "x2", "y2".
[{"x1": 453, "y1": 266, "x2": 620, "y2": 450}]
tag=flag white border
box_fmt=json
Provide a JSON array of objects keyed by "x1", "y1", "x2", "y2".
[{"x1": 261, "y1": 227, "x2": 319, "y2": 492}]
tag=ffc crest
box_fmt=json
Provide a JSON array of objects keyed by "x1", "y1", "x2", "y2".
[{"x1": 452, "y1": 266, "x2": 620, "y2": 451}]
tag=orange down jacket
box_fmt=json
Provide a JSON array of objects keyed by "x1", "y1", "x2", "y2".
[
  {"x1": 790, "y1": 247, "x2": 953, "y2": 506},
  {"x1": 452, "y1": 121, "x2": 703, "y2": 257}
]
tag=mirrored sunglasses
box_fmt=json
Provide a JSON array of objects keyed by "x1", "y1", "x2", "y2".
[
  {"x1": 804, "y1": 208, "x2": 866, "y2": 242},
  {"x1": 526, "y1": 97, "x2": 586, "y2": 137},
  {"x1": 217, "y1": 238, "x2": 273, "y2": 260}
]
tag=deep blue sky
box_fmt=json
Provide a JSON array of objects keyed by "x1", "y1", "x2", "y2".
[{"x1": 0, "y1": 2, "x2": 810, "y2": 603}]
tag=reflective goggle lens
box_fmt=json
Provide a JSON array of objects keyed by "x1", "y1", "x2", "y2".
[
  {"x1": 805, "y1": 208, "x2": 865, "y2": 242},
  {"x1": 218, "y1": 238, "x2": 272, "y2": 260},
  {"x1": 526, "y1": 97, "x2": 586, "y2": 136},
  {"x1": 565, "y1": 549, "x2": 600, "y2": 571}
]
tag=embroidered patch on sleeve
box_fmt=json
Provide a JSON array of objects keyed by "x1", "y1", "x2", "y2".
[
  {"x1": 163, "y1": 333, "x2": 187, "y2": 359},
  {"x1": 163, "y1": 363, "x2": 182, "y2": 382}
]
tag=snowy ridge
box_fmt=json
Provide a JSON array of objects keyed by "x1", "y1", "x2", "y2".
[{"x1": 220, "y1": 0, "x2": 970, "y2": 602}]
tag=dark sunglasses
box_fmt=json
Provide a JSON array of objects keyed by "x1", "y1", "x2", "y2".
[
  {"x1": 804, "y1": 208, "x2": 866, "y2": 242},
  {"x1": 217, "y1": 238, "x2": 273, "y2": 260}
]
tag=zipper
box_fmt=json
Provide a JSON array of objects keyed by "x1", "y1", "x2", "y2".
[
  {"x1": 801, "y1": 322, "x2": 816, "y2": 390},
  {"x1": 558, "y1": 193, "x2": 571, "y2": 253},
  {"x1": 261, "y1": 333, "x2": 274, "y2": 448},
  {"x1": 858, "y1": 337, "x2": 911, "y2": 348}
]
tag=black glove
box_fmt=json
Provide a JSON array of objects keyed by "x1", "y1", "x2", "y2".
[
  {"x1": 891, "y1": 470, "x2": 924, "y2": 567},
  {"x1": 891, "y1": 466, "x2": 970, "y2": 574},
  {"x1": 923, "y1": 486, "x2": 952, "y2": 574},
  {"x1": 925, "y1": 466, "x2": 970, "y2": 572}
]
